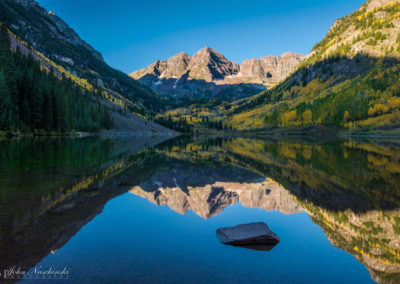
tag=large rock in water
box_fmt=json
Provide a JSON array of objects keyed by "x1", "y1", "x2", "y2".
[{"x1": 216, "y1": 222, "x2": 279, "y2": 251}]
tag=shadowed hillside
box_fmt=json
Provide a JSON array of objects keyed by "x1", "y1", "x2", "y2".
[{"x1": 221, "y1": 0, "x2": 400, "y2": 133}]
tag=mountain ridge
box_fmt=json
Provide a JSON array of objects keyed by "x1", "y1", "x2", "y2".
[
  {"x1": 130, "y1": 47, "x2": 305, "y2": 101},
  {"x1": 13, "y1": 0, "x2": 103, "y2": 62}
]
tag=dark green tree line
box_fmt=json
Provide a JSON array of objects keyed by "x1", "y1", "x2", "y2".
[
  {"x1": 0, "y1": 23, "x2": 113, "y2": 133},
  {"x1": 153, "y1": 116, "x2": 193, "y2": 134}
]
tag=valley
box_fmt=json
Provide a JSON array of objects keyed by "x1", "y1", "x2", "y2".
[
  {"x1": 0, "y1": 0, "x2": 399, "y2": 137},
  {"x1": 144, "y1": 0, "x2": 400, "y2": 136}
]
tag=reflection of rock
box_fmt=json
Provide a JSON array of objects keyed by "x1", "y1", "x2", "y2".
[
  {"x1": 363, "y1": 254, "x2": 400, "y2": 283},
  {"x1": 216, "y1": 222, "x2": 279, "y2": 251},
  {"x1": 129, "y1": 167, "x2": 304, "y2": 219}
]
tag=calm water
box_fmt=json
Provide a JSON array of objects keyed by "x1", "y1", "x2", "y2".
[{"x1": 0, "y1": 136, "x2": 400, "y2": 283}]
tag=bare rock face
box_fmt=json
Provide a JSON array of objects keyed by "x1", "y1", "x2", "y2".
[
  {"x1": 240, "y1": 52, "x2": 306, "y2": 82},
  {"x1": 240, "y1": 58, "x2": 268, "y2": 79},
  {"x1": 276, "y1": 52, "x2": 306, "y2": 80},
  {"x1": 161, "y1": 52, "x2": 191, "y2": 79},
  {"x1": 131, "y1": 60, "x2": 167, "y2": 80},
  {"x1": 187, "y1": 46, "x2": 240, "y2": 82}
]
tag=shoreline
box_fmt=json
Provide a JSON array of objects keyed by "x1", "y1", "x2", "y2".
[
  {"x1": 2, "y1": 126, "x2": 400, "y2": 140},
  {"x1": 211, "y1": 126, "x2": 400, "y2": 139},
  {"x1": 0, "y1": 130, "x2": 180, "y2": 138}
]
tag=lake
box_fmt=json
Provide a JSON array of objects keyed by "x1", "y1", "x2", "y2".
[{"x1": 0, "y1": 136, "x2": 399, "y2": 283}]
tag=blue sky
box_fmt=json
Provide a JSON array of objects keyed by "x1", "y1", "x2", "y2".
[{"x1": 36, "y1": 0, "x2": 365, "y2": 73}]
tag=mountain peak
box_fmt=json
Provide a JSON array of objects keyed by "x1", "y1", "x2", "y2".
[
  {"x1": 188, "y1": 47, "x2": 239, "y2": 81},
  {"x1": 175, "y1": 51, "x2": 190, "y2": 57},
  {"x1": 161, "y1": 52, "x2": 191, "y2": 78},
  {"x1": 197, "y1": 46, "x2": 225, "y2": 57},
  {"x1": 201, "y1": 46, "x2": 212, "y2": 51}
]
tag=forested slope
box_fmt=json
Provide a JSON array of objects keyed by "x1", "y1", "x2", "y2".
[
  {"x1": 226, "y1": 0, "x2": 400, "y2": 132},
  {"x1": 0, "y1": 24, "x2": 113, "y2": 133}
]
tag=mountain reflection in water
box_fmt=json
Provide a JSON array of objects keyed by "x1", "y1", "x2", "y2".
[
  {"x1": 0, "y1": 136, "x2": 399, "y2": 283},
  {"x1": 130, "y1": 166, "x2": 304, "y2": 218}
]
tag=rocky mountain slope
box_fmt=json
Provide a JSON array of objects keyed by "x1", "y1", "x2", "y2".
[
  {"x1": 130, "y1": 47, "x2": 304, "y2": 101},
  {"x1": 239, "y1": 52, "x2": 306, "y2": 83},
  {"x1": 187, "y1": 47, "x2": 240, "y2": 81},
  {"x1": 309, "y1": 0, "x2": 400, "y2": 62},
  {"x1": 0, "y1": 0, "x2": 176, "y2": 135},
  {"x1": 1, "y1": 0, "x2": 169, "y2": 116},
  {"x1": 224, "y1": 0, "x2": 400, "y2": 131}
]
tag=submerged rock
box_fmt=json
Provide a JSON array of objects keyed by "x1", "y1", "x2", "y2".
[{"x1": 216, "y1": 222, "x2": 279, "y2": 251}]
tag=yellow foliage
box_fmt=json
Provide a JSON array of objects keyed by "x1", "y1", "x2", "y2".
[
  {"x1": 389, "y1": 97, "x2": 400, "y2": 109},
  {"x1": 302, "y1": 110, "x2": 313, "y2": 124},
  {"x1": 302, "y1": 147, "x2": 313, "y2": 160},
  {"x1": 368, "y1": 104, "x2": 390, "y2": 116},
  {"x1": 227, "y1": 104, "x2": 273, "y2": 130},
  {"x1": 278, "y1": 143, "x2": 298, "y2": 159},
  {"x1": 280, "y1": 110, "x2": 298, "y2": 127},
  {"x1": 344, "y1": 110, "x2": 350, "y2": 123}
]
